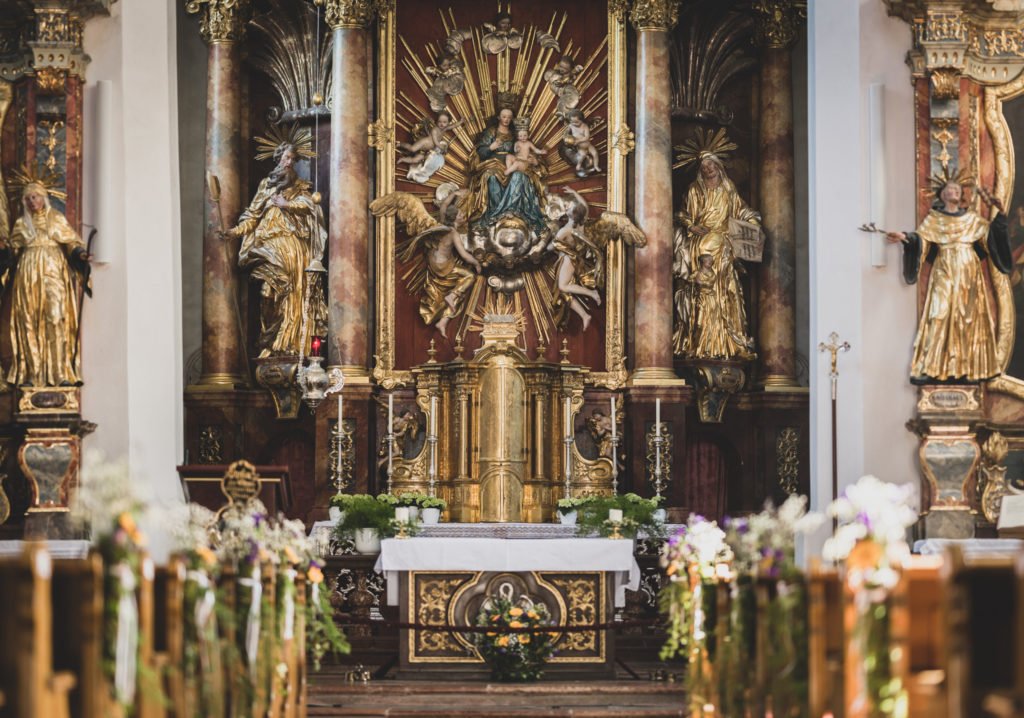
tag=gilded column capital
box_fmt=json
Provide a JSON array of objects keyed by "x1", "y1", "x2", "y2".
[
  {"x1": 184, "y1": 0, "x2": 252, "y2": 44},
  {"x1": 629, "y1": 0, "x2": 680, "y2": 32},
  {"x1": 751, "y1": 0, "x2": 806, "y2": 50},
  {"x1": 322, "y1": 0, "x2": 376, "y2": 30},
  {"x1": 28, "y1": 6, "x2": 88, "y2": 86}
]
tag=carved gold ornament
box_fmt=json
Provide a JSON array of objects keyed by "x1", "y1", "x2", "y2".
[
  {"x1": 323, "y1": 0, "x2": 376, "y2": 30},
  {"x1": 184, "y1": 0, "x2": 252, "y2": 44},
  {"x1": 629, "y1": 0, "x2": 681, "y2": 31},
  {"x1": 611, "y1": 123, "x2": 635, "y2": 156},
  {"x1": 776, "y1": 427, "x2": 800, "y2": 495},
  {"x1": 750, "y1": 0, "x2": 806, "y2": 50},
  {"x1": 930, "y1": 68, "x2": 961, "y2": 101},
  {"x1": 367, "y1": 118, "x2": 393, "y2": 151}
]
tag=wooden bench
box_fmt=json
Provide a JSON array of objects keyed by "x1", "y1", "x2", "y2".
[{"x1": 0, "y1": 544, "x2": 76, "y2": 718}]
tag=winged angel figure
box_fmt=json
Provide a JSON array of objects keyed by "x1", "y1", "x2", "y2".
[
  {"x1": 370, "y1": 190, "x2": 481, "y2": 335},
  {"x1": 546, "y1": 187, "x2": 646, "y2": 331}
]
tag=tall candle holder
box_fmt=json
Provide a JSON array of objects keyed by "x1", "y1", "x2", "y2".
[
  {"x1": 385, "y1": 393, "x2": 396, "y2": 495},
  {"x1": 563, "y1": 395, "x2": 573, "y2": 500},
  {"x1": 610, "y1": 432, "x2": 620, "y2": 496},
  {"x1": 651, "y1": 427, "x2": 666, "y2": 500},
  {"x1": 325, "y1": 368, "x2": 350, "y2": 495},
  {"x1": 427, "y1": 394, "x2": 438, "y2": 498}
]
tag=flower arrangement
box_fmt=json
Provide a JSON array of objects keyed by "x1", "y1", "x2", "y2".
[
  {"x1": 718, "y1": 496, "x2": 822, "y2": 716},
  {"x1": 824, "y1": 476, "x2": 917, "y2": 718},
  {"x1": 70, "y1": 452, "x2": 149, "y2": 711},
  {"x1": 473, "y1": 597, "x2": 556, "y2": 682}
]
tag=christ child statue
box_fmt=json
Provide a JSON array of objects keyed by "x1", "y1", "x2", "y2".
[{"x1": 505, "y1": 127, "x2": 546, "y2": 176}]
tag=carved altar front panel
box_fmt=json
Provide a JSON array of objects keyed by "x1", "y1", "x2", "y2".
[{"x1": 402, "y1": 570, "x2": 608, "y2": 668}]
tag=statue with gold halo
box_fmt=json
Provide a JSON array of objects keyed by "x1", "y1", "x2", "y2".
[
  {"x1": 6, "y1": 170, "x2": 90, "y2": 386},
  {"x1": 672, "y1": 129, "x2": 758, "y2": 360},
  {"x1": 223, "y1": 125, "x2": 327, "y2": 357},
  {"x1": 885, "y1": 170, "x2": 1011, "y2": 383}
]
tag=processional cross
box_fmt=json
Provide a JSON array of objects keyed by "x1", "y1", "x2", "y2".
[{"x1": 819, "y1": 332, "x2": 850, "y2": 527}]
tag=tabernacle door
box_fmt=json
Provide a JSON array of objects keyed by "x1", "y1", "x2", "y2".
[{"x1": 478, "y1": 356, "x2": 527, "y2": 522}]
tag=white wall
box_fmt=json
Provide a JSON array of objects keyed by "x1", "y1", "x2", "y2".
[
  {"x1": 82, "y1": 0, "x2": 185, "y2": 559},
  {"x1": 807, "y1": 0, "x2": 919, "y2": 550}
]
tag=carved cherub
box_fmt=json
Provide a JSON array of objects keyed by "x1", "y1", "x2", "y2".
[
  {"x1": 544, "y1": 55, "x2": 583, "y2": 119},
  {"x1": 481, "y1": 12, "x2": 523, "y2": 54},
  {"x1": 398, "y1": 111, "x2": 465, "y2": 184},
  {"x1": 425, "y1": 53, "x2": 466, "y2": 112},
  {"x1": 505, "y1": 127, "x2": 546, "y2": 176},
  {"x1": 545, "y1": 187, "x2": 646, "y2": 331},
  {"x1": 563, "y1": 109, "x2": 600, "y2": 175},
  {"x1": 369, "y1": 191, "x2": 482, "y2": 335}
]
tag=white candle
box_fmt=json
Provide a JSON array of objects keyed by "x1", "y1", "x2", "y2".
[
  {"x1": 429, "y1": 395, "x2": 438, "y2": 478},
  {"x1": 564, "y1": 397, "x2": 571, "y2": 439},
  {"x1": 655, "y1": 398, "x2": 661, "y2": 476},
  {"x1": 387, "y1": 393, "x2": 394, "y2": 474},
  {"x1": 395, "y1": 506, "x2": 410, "y2": 523},
  {"x1": 336, "y1": 393, "x2": 343, "y2": 477},
  {"x1": 608, "y1": 508, "x2": 623, "y2": 523},
  {"x1": 610, "y1": 396, "x2": 617, "y2": 441}
]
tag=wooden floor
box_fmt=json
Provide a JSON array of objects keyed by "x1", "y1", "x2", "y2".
[{"x1": 308, "y1": 668, "x2": 687, "y2": 717}]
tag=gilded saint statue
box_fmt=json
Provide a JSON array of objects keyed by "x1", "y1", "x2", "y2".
[
  {"x1": 6, "y1": 177, "x2": 90, "y2": 387},
  {"x1": 223, "y1": 126, "x2": 327, "y2": 357},
  {"x1": 886, "y1": 172, "x2": 1011, "y2": 383},
  {"x1": 672, "y1": 130, "x2": 758, "y2": 360}
]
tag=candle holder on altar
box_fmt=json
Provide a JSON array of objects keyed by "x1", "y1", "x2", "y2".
[
  {"x1": 608, "y1": 522, "x2": 623, "y2": 540},
  {"x1": 610, "y1": 432, "x2": 620, "y2": 496},
  {"x1": 646, "y1": 422, "x2": 671, "y2": 501},
  {"x1": 326, "y1": 369, "x2": 352, "y2": 494},
  {"x1": 427, "y1": 394, "x2": 438, "y2": 498}
]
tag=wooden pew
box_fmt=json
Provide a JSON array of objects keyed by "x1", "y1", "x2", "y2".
[
  {"x1": 943, "y1": 546, "x2": 1018, "y2": 718},
  {"x1": 809, "y1": 563, "x2": 844, "y2": 718},
  {"x1": 50, "y1": 551, "x2": 106, "y2": 718},
  {"x1": 0, "y1": 544, "x2": 76, "y2": 718}
]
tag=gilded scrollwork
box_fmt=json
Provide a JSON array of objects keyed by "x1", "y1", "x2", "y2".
[
  {"x1": 415, "y1": 576, "x2": 471, "y2": 655},
  {"x1": 629, "y1": 0, "x2": 681, "y2": 31},
  {"x1": 611, "y1": 123, "x2": 635, "y2": 156},
  {"x1": 777, "y1": 427, "x2": 800, "y2": 495},
  {"x1": 979, "y1": 431, "x2": 1010, "y2": 524},
  {"x1": 367, "y1": 118, "x2": 394, "y2": 152},
  {"x1": 547, "y1": 577, "x2": 598, "y2": 653}
]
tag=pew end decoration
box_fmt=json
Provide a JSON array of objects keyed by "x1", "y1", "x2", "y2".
[
  {"x1": 659, "y1": 496, "x2": 823, "y2": 716},
  {"x1": 823, "y1": 475, "x2": 918, "y2": 718}
]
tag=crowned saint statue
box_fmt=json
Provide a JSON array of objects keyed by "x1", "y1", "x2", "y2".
[
  {"x1": 672, "y1": 130, "x2": 758, "y2": 360},
  {"x1": 461, "y1": 99, "x2": 549, "y2": 239},
  {"x1": 224, "y1": 126, "x2": 328, "y2": 357},
  {"x1": 886, "y1": 171, "x2": 1011, "y2": 383},
  {"x1": 6, "y1": 174, "x2": 90, "y2": 387}
]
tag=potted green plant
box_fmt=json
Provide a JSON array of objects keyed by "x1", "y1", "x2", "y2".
[
  {"x1": 394, "y1": 492, "x2": 425, "y2": 522},
  {"x1": 328, "y1": 493, "x2": 356, "y2": 523},
  {"x1": 556, "y1": 497, "x2": 584, "y2": 526},
  {"x1": 334, "y1": 495, "x2": 395, "y2": 554},
  {"x1": 419, "y1": 496, "x2": 446, "y2": 525}
]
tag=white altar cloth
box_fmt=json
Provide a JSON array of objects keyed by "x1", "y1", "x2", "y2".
[{"x1": 374, "y1": 537, "x2": 641, "y2": 608}]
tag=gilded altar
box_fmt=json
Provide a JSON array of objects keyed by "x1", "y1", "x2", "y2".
[{"x1": 388, "y1": 312, "x2": 616, "y2": 523}]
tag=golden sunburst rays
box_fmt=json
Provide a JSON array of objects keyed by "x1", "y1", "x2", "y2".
[
  {"x1": 468, "y1": 292, "x2": 528, "y2": 333},
  {"x1": 7, "y1": 163, "x2": 67, "y2": 202},
  {"x1": 395, "y1": 7, "x2": 611, "y2": 342}
]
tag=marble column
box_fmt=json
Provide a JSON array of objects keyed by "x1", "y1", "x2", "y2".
[
  {"x1": 325, "y1": 0, "x2": 374, "y2": 381},
  {"x1": 187, "y1": 0, "x2": 250, "y2": 387},
  {"x1": 630, "y1": 0, "x2": 680, "y2": 385},
  {"x1": 754, "y1": 1, "x2": 802, "y2": 389}
]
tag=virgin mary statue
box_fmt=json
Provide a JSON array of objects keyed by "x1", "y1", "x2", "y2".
[{"x1": 461, "y1": 103, "x2": 548, "y2": 238}]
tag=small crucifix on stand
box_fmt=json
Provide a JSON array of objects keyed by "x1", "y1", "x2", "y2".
[{"x1": 818, "y1": 332, "x2": 850, "y2": 529}]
